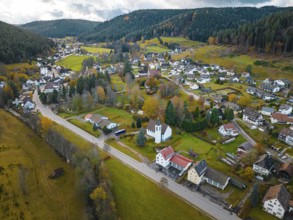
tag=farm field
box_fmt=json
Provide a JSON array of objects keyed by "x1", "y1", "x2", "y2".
[
  {"x1": 56, "y1": 54, "x2": 90, "y2": 71},
  {"x1": 105, "y1": 158, "x2": 211, "y2": 220},
  {"x1": 145, "y1": 46, "x2": 171, "y2": 53},
  {"x1": 0, "y1": 110, "x2": 86, "y2": 220},
  {"x1": 111, "y1": 74, "x2": 126, "y2": 92},
  {"x1": 193, "y1": 45, "x2": 293, "y2": 81},
  {"x1": 81, "y1": 46, "x2": 111, "y2": 54}
]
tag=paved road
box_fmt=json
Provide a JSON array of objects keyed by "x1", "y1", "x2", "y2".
[
  {"x1": 232, "y1": 119, "x2": 256, "y2": 146},
  {"x1": 33, "y1": 90, "x2": 240, "y2": 220}
]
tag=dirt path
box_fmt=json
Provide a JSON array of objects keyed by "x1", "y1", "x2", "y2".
[{"x1": 117, "y1": 141, "x2": 150, "y2": 164}]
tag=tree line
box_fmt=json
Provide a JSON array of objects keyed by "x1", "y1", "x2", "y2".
[{"x1": 0, "y1": 21, "x2": 54, "y2": 64}]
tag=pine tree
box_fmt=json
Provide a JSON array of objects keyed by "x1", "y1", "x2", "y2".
[
  {"x1": 62, "y1": 84, "x2": 66, "y2": 99},
  {"x1": 51, "y1": 89, "x2": 58, "y2": 103},
  {"x1": 136, "y1": 128, "x2": 146, "y2": 147},
  {"x1": 193, "y1": 106, "x2": 200, "y2": 119},
  {"x1": 69, "y1": 85, "x2": 75, "y2": 97},
  {"x1": 131, "y1": 121, "x2": 136, "y2": 128},
  {"x1": 165, "y1": 100, "x2": 175, "y2": 125},
  {"x1": 123, "y1": 60, "x2": 134, "y2": 79},
  {"x1": 136, "y1": 117, "x2": 142, "y2": 128},
  {"x1": 250, "y1": 183, "x2": 259, "y2": 208}
]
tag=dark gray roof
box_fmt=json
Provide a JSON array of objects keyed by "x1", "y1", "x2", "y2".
[
  {"x1": 243, "y1": 108, "x2": 262, "y2": 120},
  {"x1": 194, "y1": 160, "x2": 208, "y2": 176},
  {"x1": 99, "y1": 119, "x2": 112, "y2": 128},
  {"x1": 238, "y1": 142, "x2": 253, "y2": 151},
  {"x1": 147, "y1": 119, "x2": 168, "y2": 134},
  {"x1": 254, "y1": 154, "x2": 275, "y2": 170},
  {"x1": 262, "y1": 107, "x2": 274, "y2": 113},
  {"x1": 263, "y1": 184, "x2": 291, "y2": 210},
  {"x1": 204, "y1": 168, "x2": 230, "y2": 186}
]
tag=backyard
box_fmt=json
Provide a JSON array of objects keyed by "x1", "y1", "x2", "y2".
[{"x1": 56, "y1": 54, "x2": 90, "y2": 72}]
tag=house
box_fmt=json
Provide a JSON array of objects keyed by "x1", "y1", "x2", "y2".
[
  {"x1": 253, "y1": 154, "x2": 275, "y2": 176},
  {"x1": 187, "y1": 160, "x2": 208, "y2": 185},
  {"x1": 218, "y1": 123, "x2": 239, "y2": 137},
  {"x1": 260, "y1": 83, "x2": 280, "y2": 93},
  {"x1": 22, "y1": 96, "x2": 35, "y2": 110},
  {"x1": 246, "y1": 86, "x2": 258, "y2": 95},
  {"x1": 98, "y1": 119, "x2": 117, "y2": 130},
  {"x1": 190, "y1": 84, "x2": 199, "y2": 90},
  {"x1": 146, "y1": 119, "x2": 172, "y2": 144},
  {"x1": 197, "y1": 76, "x2": 211, "y2": 84},
  {"x1": 278, "y1": 163, "x2": 293, "y2": 180},
  {"x1": 187, "y1": 160, "x2": 230, "y2": 190},
  {"x1": 274, "y1": 79, "x2": 291, "y2": 88},
  {"x1": 231, "y1": 77, "x2": 240, "y2": 83},
  {"x1": 238, "y1": 142, "x2": 254, "y2": 155},
  {"x1": 278, "y1": 128, "x2": 293, "y2": 146},
  {"x1": 138, "y1": 70, "x2": 148, "y2": 77},
  {"x1": 43, "y1": 82, "x2": 54, "y2": 94},
  {"x1": 223, "y1": 102, "x2": 240, "y2": 113},
  {"x1": 271, "y1": 113, "x2": 293, "y2": 124},
  {"x1": 241, "y1": 72, "x2": 250, "y2": 78},
  {"x1": 155, "y1": 146, "x2": 193, "y2": 176},
  {"x1": 261, "y1": 107, "x2": 275, "y2": 116},
  {"x1": 279, "y1": 104, "x2": 293, "y2": 115},
  {"x1": 243, "y1": 108, "x2": 264, "y2": 126},
  {"x1": 262, "y1": 184, "x2": 291, "y2": 219},
  {"x1": 148, "y1": 69, "x2": 161, "y2": 77},
  {"x1": 84, "y1": 114, "x2": 116, "y2": 130}
]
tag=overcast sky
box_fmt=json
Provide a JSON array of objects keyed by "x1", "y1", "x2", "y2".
[{"x1": 0, "y1": 0, "x2": 292, "y2": 24}]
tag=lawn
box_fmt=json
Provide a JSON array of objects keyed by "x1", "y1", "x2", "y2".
[
  {"x1": 111, "y1": 74, "x2": 126, "y2": 92},
  {"x1": 193, "y1": 45, "x2": 293, "y2": 81},
  {"x1": 0, "y1": 110, "x2": 86, "y2": 220},
  {"x1": 56, "y1": 54, "x2": 90, "y2": 72},
  {"x1": 248, "y1": 207, "x2": 279, "y2": 220},
  {"x1": 145, "y1": 46, "x2": 171, "y2": 54},
  {"x1": 94, "y1": 107, "x2": 135, "y2": 131},
  {"x1": 81, "y1": 46, "x2": 111, "y2": 54},
  {"x1": 68, "y1": 118, "x2": 100, "y2": 137},
  {"x1": 107, "y1": 140, "x2": 141, "y2": 161},
  {"x1": 105, "y1": 158, "x2": 211, "y2": 220}
]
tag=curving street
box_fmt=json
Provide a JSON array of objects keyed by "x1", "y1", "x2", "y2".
[{"x1": 33, "y1": 90, "x2": 240, "y2": 220}]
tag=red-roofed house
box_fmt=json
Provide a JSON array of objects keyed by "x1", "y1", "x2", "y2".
[
  {"x1": 218, "y1": 123, "x2": 239, "y2": 137},
  {"x1": 156, "y1": 146, "x2": 193, "y2": 176}
]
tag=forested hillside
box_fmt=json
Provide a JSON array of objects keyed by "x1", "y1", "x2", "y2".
[
  {"x1": 0, "y1": 21, "x2": 54, "y2": 64},
  {"x1": 215, "y1": 9, "x2": 293, "y2": 54},
  {"x1": 79, "y1": 6, "x2": 285, "y2": 42},
  {"x1": 21, "y1": 19, "x2": 100, "y2": 38}
]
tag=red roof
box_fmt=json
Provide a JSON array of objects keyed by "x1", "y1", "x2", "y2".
[
  {"x1": 160, "y1": 146, "x2": 174, "y2": 160},
  {"x1": 170, "y1": 154, "x2": 192, "y2": 168},
  {"x1": 85, "y1": 113, "x2": 93, "y2": 119},
  {"x1": 223, "y1": 123, "x2": 236, "y2": 130},
  {"x1": 272, "y1": 113, "x2": 293, "y2": 123}
]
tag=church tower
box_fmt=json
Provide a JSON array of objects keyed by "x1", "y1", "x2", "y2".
[{"x1": 155, "y1": 119, "x2": 162, "y2": 144}]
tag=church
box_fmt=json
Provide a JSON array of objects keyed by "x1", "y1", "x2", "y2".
[{"x1": 146, "y1": 119, "x2": 172, "y2": 144}]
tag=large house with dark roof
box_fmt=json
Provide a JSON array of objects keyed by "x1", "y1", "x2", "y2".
[
  {"x1": 156, "y1": 146, "x2": 192, "y2": 176},
  {"x1": 146, "y1": 119, "x2": 172, "y2": 144},
  {"x1": 278, "y1": 163, "x2": 293, "y2": 180},
  {"x1": 187, "y1": 160, "x2": 230, "y2": 190},
  {"x1": 253, "y1": 154, "x2": 275, "y2": 176},
  {"x1": 237, "y1": 142, "x2": 254, "y2": 155},
  {"x1": 84, "y1": 114, "x2": 117, "y2": 130},
  {"x1": 243, "y1": 108, "x2": 264, "y2": 126},
  {"x1": 263, "y1": 184, "x2": 292, "y2": 219},
  {"x1": 278, "y1": 128, "x2": 293, "y2": 146}
]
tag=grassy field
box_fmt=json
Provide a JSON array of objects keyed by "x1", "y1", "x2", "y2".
[
  {"x1": 68, "y1": 118, "x2": 100, "y2": 137},
  {"x1": 145, "y1": 46, "x2": 171, "y2": 53},
  {"x1": 248, "y1": 207, "x2": 279, "y2": 220},
  {"x1": 36, "y1": 112, "x2": 212, "y2": 220},
  {"x1": 56, "y1": 55, "x2": 90, "y2": 72},
  {"x1": 193, "y1": 45, "x2": 293, "y2": 81},
  {"x1": 111, "y1": 74, "x2": 126, "y2": 92},
  {"x1": 81, "y1": 46, "x2": 111, "y2": 54},
  {"x1": 105, "y1": 158, "x2": 211, "y2": 220},
  {"x1": 0, "y1": 110, "x2": 86, "y2": 220}
]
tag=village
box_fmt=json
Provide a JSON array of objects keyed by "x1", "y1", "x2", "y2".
[{"x1": 1, "y1": 37, "x2": 293, "y2": 220}]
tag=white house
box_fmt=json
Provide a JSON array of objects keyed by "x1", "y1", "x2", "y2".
[
  {"x1": 253, "y1": 154, "x2": 275, "y2": 176},
  {"x1": 261, "y1": 107, "x2": 275, "y2": 116},
  {"x1": 156, "y1": 146, "x2": 193, "y2": 176},
  {"x1": 22, "y1": 97, "x2": 35, "y2": 110},
  {"x1": 279, "y1": 104, "x2": 293, "y2": 115},
  {"x1": 43, "y1": 82, "x2": 54, "y2": 94},
  {"x1": 218, "y1": 123, "x2": 239, "y2": 137},
  {"x1": 197, "y1": 77, "x2": 210, "y2": 84},
  {"x1": 146, "y1": 119, "x2": 172, "y2": 144},
  {"x1": 84, "y1": 114, "x2": 116, "y2": 130},
  {"x1": 262, "y1": 184, "x2": 291, "y2": 219},
  {"x1": 243, "y1": 108, "x2": 264, "y2": 126},
  {"x1": 190, "y1": 84, "x2": 199, "y2": 90},
  {"x1": 278, "y1": 128, "x2": 293, "y2": 146}
]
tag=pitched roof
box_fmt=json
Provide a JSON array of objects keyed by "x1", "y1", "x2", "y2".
[
  {"x1": 262, "y1": 107, "x2": 274, "y2": 113},
  {"x1": 160, "y1": 146, "x2": 174, "y2": 160},
  {"x1": 99, "y1": 119, "x2": 113, "y2": 128},
  {"x1": 243, "y1": 108, "x2": 262, "y2": 119},
  {"x1": 90, "y1": 114, "x2": 105, "y2": 124},
  {"x1": 85, "y1": 113, "x2": 93, "y2": 120},
  {"x1": 147, "y1": 119, "x2": 169, "y2": 134},
  {"x1": 238, "y1": 142, "x2": 253, "y2": 151},
  {"x1": 193, "y1": 160, "x2": 208, "y2": 176},
  {"x1": 279, "y1": 163, "x2": 293, "y2": 177},
  {"x1": 262, "y1": 184, "x2": 291, "y2": 210},
  {"x1": 272, "y1": 113, "x2": 293, "y2": 123},
  {"x1": 223, "y1": 123, "x2": 237, "y2": 131},
  {"x1": 254, "y1": 154, "x2": 275, "y2": 170},
  {"x1": 279, "y1": 128, "x2": 293, "y2": 137},
  {"x1": 204, "y1": 167, "x2": 230, "y2": 186},
  {"x1": 170, "y1": 154, "x2": 193, "y2": 168}
]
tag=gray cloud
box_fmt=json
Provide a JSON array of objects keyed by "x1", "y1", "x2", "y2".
[{"x1": 0, "y1": 0, "x2": 292, "y2": 24}]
